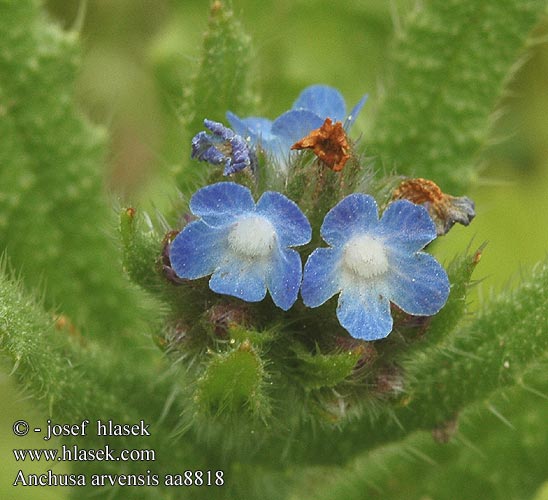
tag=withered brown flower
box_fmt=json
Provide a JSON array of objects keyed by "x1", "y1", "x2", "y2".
[{"x1": 291, "y1": 118, "x2": 350, "y2": 171}]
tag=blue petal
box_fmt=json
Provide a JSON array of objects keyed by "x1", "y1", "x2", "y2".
[
  {"x1": 256, "y1": 191, "x2": 311, "y2": 247},
  {"x1": 321, "y1": 193, "x2": 379, "y2": 247},
  {"x1": 385, "y1": 252, "x2": 450, "y2": 315},
  {"x1": 226, "y1": 112, "x2": 274, "y2": 144},
  {"x1": 209, "y1": 256, "x2": 267, "y2": 303},
  {"x1": 169, "y1": 220, "x2": 227, "y2": 279},
  {"x1": 292, "y1": 84, "x2": 346, "y2": 122},
  {"x1": 301, "y1": 247, "x2": 342, "y2": 307},
  {"x1": 189, "y1": 182, "x2": 255, "y2": 227},
  {"x1": 266, "y1": 247, "x2": 303, "y2": 310},
  {"x1": 344, "y1": 94, "x2": 368, "y2": 130},
  {"x1": 375, "y1": 200, "x2": 437, "y2": 252},
  {"x1": 337, "y1": 285, "x2": 393, "y2": 341},
  {"x1": 271, "y1": 109, "x2": 325, "y2": 147},
  {"x1": 227, "y1": 112, "x2": 293, "y2": 169}
]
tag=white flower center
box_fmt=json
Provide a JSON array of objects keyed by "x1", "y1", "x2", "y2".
[
  {"x1": 228, "y1": 215, "x2": 276, "y2": 258},
  {"x1": 342, "y1": 234, "x2": 388, "y2": 279}
]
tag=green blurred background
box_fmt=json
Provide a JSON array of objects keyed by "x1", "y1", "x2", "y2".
[{"x1": 2, "y1": 0, "x2": 547, "y2": 498}]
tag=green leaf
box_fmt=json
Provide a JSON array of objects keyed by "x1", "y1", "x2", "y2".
[
  {"x1": 402, "y1": 258, "x2": 548, "y2": 425},
  {"x1": 370, "y1": 0, "x2": 547, "y2": 192},
  {"x1": 0, "y1": 261, "x2": 124, "y2": 421},
  {"x1": 296, "y1": 369, "x2": 548, "y2": 500},
  {"x1": 0, "y1": 0, "x2": 144, "y2": 338},
  {"x1": 0, "y1": 261, "x2": 207, "y2": 490},
  {"x1": 195, "y1": 341, "x2": 268, "y2": 416},
  {"x1": 120, "y1": 206, "x2": 164, "y2": 292}
]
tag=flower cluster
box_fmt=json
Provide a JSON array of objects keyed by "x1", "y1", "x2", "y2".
[{"x1": 171, "y1": 85, "x2": 462, "y2": 341}]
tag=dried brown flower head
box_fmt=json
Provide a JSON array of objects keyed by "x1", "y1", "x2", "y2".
[{"x1": 291, "y1": 118, "x2": 350, "y2": 171}]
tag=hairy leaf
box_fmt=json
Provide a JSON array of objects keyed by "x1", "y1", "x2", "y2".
[
  {"x1": 370, "y1": 0, "x2": 547, "y2": 192},
  {"x1": 0, "y1": 0, "x2": 144, "y2": 338}
]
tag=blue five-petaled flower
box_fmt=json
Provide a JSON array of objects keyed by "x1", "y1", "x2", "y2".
[
  {"x1": 227, "y1": 84, "x2": 367, "y2": 172},
  {"x1": 301, "y1": 194, "x2": 450, "y2": 341},
  {"x1": 191, "y1": 119, "x2": 257, "y2": 176},
  {"x1": 169, "y1": 182, "x2": 312, "y2": 310}
]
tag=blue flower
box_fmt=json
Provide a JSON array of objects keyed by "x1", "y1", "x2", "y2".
[
  {"x1": 301, "y1": 194, "x2": 450, "y2": 341},
  {"x1": 226, "y1": 84, "x2": 367, "y2": 172},
  {"x1": 191, "y1": 119, "x2": 257, "y2": 176},
  {"x1": 169, "y1": 182, "x2": 311, "y2": 310}
]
